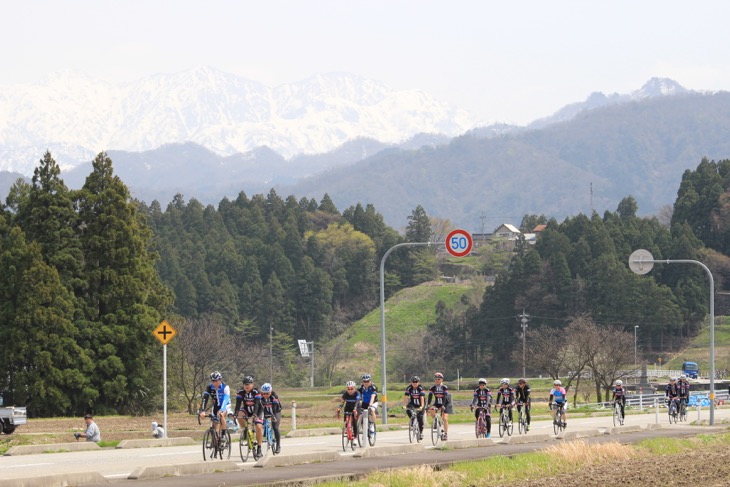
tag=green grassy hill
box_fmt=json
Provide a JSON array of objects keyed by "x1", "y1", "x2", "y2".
[
  {"x1": 328, "y1": 280, "x2": 484, "y2": 385},
  {"x1": 664, "y1": 316, "x2": 730, "y2": 374}
]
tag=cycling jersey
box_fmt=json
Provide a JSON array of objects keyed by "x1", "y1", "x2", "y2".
[
  {"x1": 427, "y1": 384, "x2": 449, "y2": 408},
  {"x1": 404, "y1": 384, "x2": 426, "y2": 408},
  {"x1": 515, "y1": 384, "x2": 531, "y2": 403},
  {"x1": 496, "y1": 386, "x2": 515, "y2": 405},
  {"x1": 612, "y1": 386, "x2": 626, "y2": 402},
  {"x1": 340, "y1": 390, "x2": 361, "y2": 413},
  {"x1": 471, "y1": 387, "x2": 492, "y2": 408},
  {"x1": 549, "y1": 386, "x2": 567, "y2": 404},
  {"x1": 255, "y1": 391, "x2": 281, "y2": 419},
  {"x1": 665, "y1": 383, "x2": 679, "y2": 398},
  {"x1": 234, "y1": 387, "x2": 259, "y2": 418},
  {"x1": 677, "y1": 380, "x2": 690, "y2": 398},
  {"x1": 202, "y1": 381, "x2": 231, "y2": 413},
  {"x1": 358, "y1": 384, "x2": 378, "y2": 407}
]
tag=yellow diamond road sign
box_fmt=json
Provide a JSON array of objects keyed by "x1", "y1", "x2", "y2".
[{"x1": 154, "y1": 320, "x2": 177, "y2": 345}]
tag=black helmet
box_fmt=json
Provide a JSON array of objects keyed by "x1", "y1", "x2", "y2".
[
  {"x1": 242, "y1": 375, "x2": 254, "y2": 384},
  {"x1": 411, "y1": 376, "x2": 420, "y2": 383},
  {"x1": 210, "y1": 371, "x2": 222, "y2": 381}
]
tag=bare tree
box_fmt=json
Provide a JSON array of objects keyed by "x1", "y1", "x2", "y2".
[{"x1": 586, "y1": 325, "x2": 634, "y2": 402}]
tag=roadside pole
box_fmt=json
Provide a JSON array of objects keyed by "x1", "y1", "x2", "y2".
[{"x1": 154, "y1": 321, "x2": 177, "y2": 438}]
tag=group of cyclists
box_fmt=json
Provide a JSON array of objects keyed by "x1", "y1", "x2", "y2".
[
  {"x1": 199, "y1": 371, "x2": 282, "y2": 457},
  {"x1": 199, "y1": 369, "x2": 696, "y2": 453}
]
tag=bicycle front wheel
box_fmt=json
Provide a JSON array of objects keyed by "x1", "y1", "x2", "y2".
[
  {"x1": 239, "y1": 428, "x2": 250, "y2": 462},
  {"x1": 341, "y1": 424, "x2": 348, "y2": 452},
  {"x1": 409, "y1": 416, "x2": 417, "y2": 443},
  {"x1": 368, "y1": 421, "x2": 376, "y2": 446},
  {"x1": 613, "y1": 404, "x2": 620, "y2": 427},
  {"x1": 431, "y1": 416, "x2": 441, "y2": 446},
  {"x1": 507, "y1": 412, "x2": 514, "y2": 436},
  {"x1": 517, "y1": 410, "x2": 525, "y2": 435},
  {"x1": 220, "y1": 429, "x2": 231, "y2": 460},
  {"x1": 356, "y1": 416, "x2": 364, "y2": 448},
  {"x1": 203, "y1": 429, "x2": 215, "y2": 461}
]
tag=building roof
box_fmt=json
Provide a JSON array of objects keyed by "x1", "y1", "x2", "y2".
[{"x1": 533, "y1": 224, "x2": 547, "y2": 232}]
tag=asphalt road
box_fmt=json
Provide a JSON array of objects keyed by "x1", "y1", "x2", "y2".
[{"x1": 2, "y1": 405, "x2": 728, "y2": 487}]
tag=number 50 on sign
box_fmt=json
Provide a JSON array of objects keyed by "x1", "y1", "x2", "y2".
[{"x1": 445, "y1": 229, "x2": 473, "y2": 257}]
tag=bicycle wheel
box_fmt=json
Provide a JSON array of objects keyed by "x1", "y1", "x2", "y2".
[
  {"x1": 341, "y1": 423, "x2": 348, "y2": 452},
  {"x1": 552, "y1": 410, "x2": 560, "y2": 435},
  {"x1": 507, "y1": 411, "x2": 514, "y2": 436},
  {"x1": 356, "y1": 416, "x2": 364, "y2": 448},
  {"x1": 668, "y1": 404, "x2": 675, "y2": 424},
  {"x1": 264, "y1": 424, "x2": 273, "y2": 456},
  {"x1": 431, "y1": 415, "x2": 441, "y2": 446},
  {"x1": 498, "y1": 410, "x2": 505, "y2": 438},
  {"x1": 476, "y1": 412, "x2": 486, "y2": 438},
  {"x1": 518, "y1": 409, "x2": 525, "y2": 435},
  {"x1": 409, "y1": 415, "x2": 417, "y2": 443},
  {"x1": 613, "y1": 404, "x2": 620, "y2": 427},
  {"x1": 680, "y1": 402, "x2": 687, "y2": 422},
  {"x1": 203, "y1": 428, "x2": 215, "y2": 461},
  {"x1": 239, "y1": 427, "x2": 251, "y2": 462},
  {"x1": 219, "y1": 429, "x2": 231, "y2": 459}
]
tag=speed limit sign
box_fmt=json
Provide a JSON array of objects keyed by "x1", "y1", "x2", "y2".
[{"x1": 445, "y1": 229, "x2": 473, "y2": 257}]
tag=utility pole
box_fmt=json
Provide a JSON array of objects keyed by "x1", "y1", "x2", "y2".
[
  {"x1": 519, "y1": 309, "x2": 529, "y2": 378},
  {"x1": 270, "y1": 326, "x2": 273, "y2": 383}
]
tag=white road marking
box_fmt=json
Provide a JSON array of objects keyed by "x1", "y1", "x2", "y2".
[{"x1": 8, "y1": 463, "x2": 52, "y2": 468}]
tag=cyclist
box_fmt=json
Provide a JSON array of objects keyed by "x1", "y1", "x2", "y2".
[
  {"x1": 358, "y1": 374, "x2": 378, "y2": 434},
  {"x1": 470, "y1": 378, "x2": 492, "y2": 438},
  {"x1": 336, "y1": 381, "x2": 362, "y2": 439},
  {"x1": 234, "y1": 375, "x2": 261, "y2": 450},
  {"x1": 548, "y1": 379, "x2": 567, "y2": 428},
  {"x1": 665, "y1": 377, "x2": 680, "y2": 412},
  {"x1": 515, "y1": 378, "x2": 531, "y2": 431},
  {"x1": 403, "y1": 376, "x2": 426, "y2": 440},
  {"x1": 495, "y1": 378, "x2": 516, "y2": 424},
  {"x1": 199, "y1": 371, "x2": 231, "y2": 439},
  {"x1": 612, "y1": 379, "x2": 627, "y2": 421},
  {"x1": 427, "y1": 372, "x2": 452, "y2": 441},
  {"x1": 255, "y1": 383, "x2": 282, "y2": 455},
  {"x1": 677, "y1": 375, "x2": 691, "y2": 411}
]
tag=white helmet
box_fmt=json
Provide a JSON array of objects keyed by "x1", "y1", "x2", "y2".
[
  {"x1": 500, "y1": 378, "x2": 509, "y2": 385},
  {"x1": 615, "y1": 380, "x2": 623, "y2": 386},
  {"x1": 680, "y1": 375, "x2": 686, "y2": 380},
  {"x1": 478, "y1": 378, "x2": 487, "y2": 385},
  {"x1": 345, "y1": 380, "x2": 356, "y2": 388},
  {"x1": 554, "y1": 379, "x2": 562, "y2": 386}
]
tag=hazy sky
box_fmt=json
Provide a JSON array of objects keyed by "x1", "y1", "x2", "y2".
[{"x1": 3, "y1": 1, "x2": 730, "y2": 125}]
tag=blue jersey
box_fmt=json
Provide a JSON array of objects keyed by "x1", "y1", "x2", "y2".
[
  {"x1": 202, "y1": 382, "x2": 231, "y2": 411},
  {"x1": 550, "y1": 387, "x2": 566, "y2": 404},
  {"x1": 358, "y1": 384, "x2": 378, "y2": 406}
]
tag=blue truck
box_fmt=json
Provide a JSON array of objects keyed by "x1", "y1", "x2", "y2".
[{"x1": 682, "y1": 361, "x2": 699, "y2": 379}]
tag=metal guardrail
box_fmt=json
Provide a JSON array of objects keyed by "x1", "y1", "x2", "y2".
[{"x1": 584, "y1": 391, "x2": 730, "y2": 410}]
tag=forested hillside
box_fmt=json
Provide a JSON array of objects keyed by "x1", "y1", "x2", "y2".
[{"x1": 3, "y1": 151, "x2": 730, "y2": 416}]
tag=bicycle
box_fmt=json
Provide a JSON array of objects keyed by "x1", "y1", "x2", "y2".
[
  {"x1": 357, "y1": 409, "x2": 377, "y2": 447},
  {"x1": 339, "y1": 410, "x2": 358, "y2": 451},
  {"x1": 261, "y1": 416, "x2": 278, "y2": 456},
  {"x1": 406, "y1": 407, "x2": 423, "y2": 443},
  {"x1": 551, "y1": 403, "x2": 566, "y2": 435},
  {"x1": 497, "y1": 404, "x2": 513, "y2": 438},
  {"x1": 473, "y1": 406, "x2": 489, "y2": 439},
  {"x1": 612, "y1": 400, "x2": 624, "y2": 427},
  {"x1": 237, "y1": 416, "x2": 259, "y2": 462},
  {"x1": 200, "y1": 413, "x2": 231, "y2": 461},
  {"x1": 429, "y1": 407, "x2": 445, "y2": 446},
  {"x1": 667, "y1": 398, "x2": 679, "y2": 424},
  {"x1": 517, "y1": 402, "x2": 528, "y2": 434}
]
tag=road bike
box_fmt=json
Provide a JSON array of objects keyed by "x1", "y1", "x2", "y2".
[
  {"x1": 517, "y1": 402, "x2": 528, "y2": 434},
  {"x1": 200, "y1": 413, "x2": 231, "y2": 461},
  {"x1": 339, "y1": 410, "x2": 358, "y2": 451},
  {"x1": 552, "y1": 403, "x2": 566, "y2": 435},
  {"x1": 430, "y1": 407, "x2": 445, "y2": 446},
  {"x1": 262, "y1": 416, "x2": 278, "y2": 456},
  {"x1": 357, "y1": 409, "x2": 377, "y2": 447},
  {"x1": 406, "y1": 407, "x2": 422, "y2": 443},
  {"x1": 612, "y1": 400, "x2": 624, "y2": 427},
  {"x1": 474, "y1": 406, "x2": 489, "y2": 438},
  {"x1": 497, "y1": 404, "x2": 513, "y2": 438},
  {"x1": 667, "y1": 398, "x2": 679, "y2": 424},
  {"x1": 237, "y1": 416, "x2": 259, "y2": 462}
]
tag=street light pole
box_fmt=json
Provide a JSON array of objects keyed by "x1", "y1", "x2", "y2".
[
  {"x1": 519, "y1": 310, "x2": 529, "y2": 378},
  {"x1": 634, "y1": 325, "x2": 639, "y2": 368}
]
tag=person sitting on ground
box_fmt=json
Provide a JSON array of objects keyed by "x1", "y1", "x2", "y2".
[
  {"x1": 151, "y1": 421, "x2": 165, "y2": 438},
  {"x1": 74, "y1": 414, "x2": 101, "y2": 442}
]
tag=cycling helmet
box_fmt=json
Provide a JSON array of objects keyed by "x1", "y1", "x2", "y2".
[
  {"x1": 210, "y1": 371, "x2": 222, "y2": 381},
  {"x1": 411, "y1": 376, "x2": 420, "y2": 383},
  {"x1": 242, "y1": 375, "x2": 254, "y2": 384},
  {"x1": 478, "y1": 378, "x2": 487, "y2": 385},
  {"x1": 554, "y1": 379, "x2": 561, "y2": 386},
  {"x1": 615, "y1": 380, "x2": 623, "y2": 386},
  {"x1": 434, "y1": 372, "x2": 444, "y2": 379},
  {"x1": 346, "y1": 380, "x2": 357, "y2": 388},
  {"x1": 680, "y1": 375, "x2": 686, "y2": 380},
  {"x1": 518, "y1": 378, "x2": 526, "y2": 384},
  {"x1": 670, "y1": 377, "x2": 677, "y2": 381},
  {"x1": 361, "y1": 374, "x2": 372, "y2": 381},
  {"x1": 500, "y1": 378, "x2": 509, "y2": 385},
  {"x1": 260, "y1": 383, "x2": 272, "y2": 393}
]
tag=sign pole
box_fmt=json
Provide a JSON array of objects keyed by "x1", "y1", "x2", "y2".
[{"x1": 163, "y1": 343, "x2": 168, "y2": 439}]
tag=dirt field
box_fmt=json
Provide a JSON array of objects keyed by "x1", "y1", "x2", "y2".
[{"x1": 507, "y1": 440, "x2": 730, "y2": 487}]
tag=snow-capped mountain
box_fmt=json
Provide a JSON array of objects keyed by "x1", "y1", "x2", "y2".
[{"x1": 0, "y1": 67, "x2": 478, "y2": 174}]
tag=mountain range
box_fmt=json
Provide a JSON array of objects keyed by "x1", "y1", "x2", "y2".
[{"x1": 1, "y1": 71, "x2": 727, "y2": 230}]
